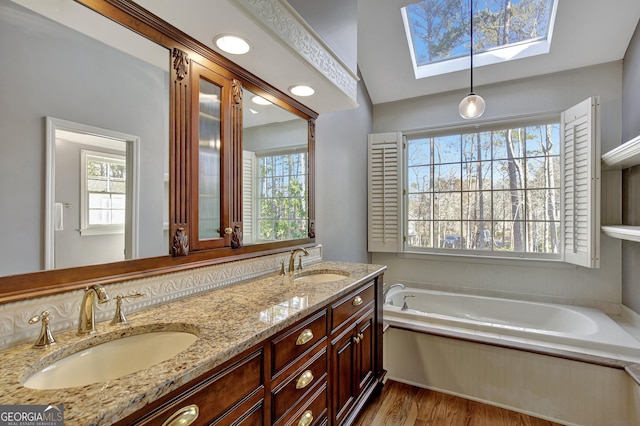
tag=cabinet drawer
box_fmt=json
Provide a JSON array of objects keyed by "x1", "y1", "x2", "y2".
[
  {"x1": 280, "y1": 381, "x2": 328, "y2": 426},
  {"x1": 272, "y1": 349, "x2": 327, "y2": 422},
  {"x1": 136, "y1": 349, "x2": 263, "y2": 425},
  {"x1": 271, "y1": 310, "x2": 327, "y2": 374},
  {"x1": 331, "y1": 282, "x2": 374, "y2": 332}
]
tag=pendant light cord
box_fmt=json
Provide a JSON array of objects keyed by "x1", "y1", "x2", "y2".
[{"x1": 470, "y1": 0, "x2": 474, "y2": 94}]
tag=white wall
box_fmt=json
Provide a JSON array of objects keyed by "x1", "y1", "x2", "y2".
[
  {"x1": 372, "y1": 62, "x2": 623, "y2": 307},
  {"x1": 621, "y1": 20, "x2": 640, "y2": 315},
  {"x1": 315, "y1": 75, "x2": 373, "y2": 263}
]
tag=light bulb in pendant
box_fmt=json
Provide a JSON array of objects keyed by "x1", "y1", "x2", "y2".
[{"x1": 459, "y1": 93, "x2": 485, "y2": 119}]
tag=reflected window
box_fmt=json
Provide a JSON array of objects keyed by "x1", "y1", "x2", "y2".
[
  {"x1": 81, "y1": 150, "x2": 126, "y2": 235},
  {"x1": 255, "y1": 150, "x2": 308, "y2": 241}
]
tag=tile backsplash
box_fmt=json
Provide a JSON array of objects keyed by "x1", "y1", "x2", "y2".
[{"x1": 0, "y1": 246, "x2": 322, "y2": 350}]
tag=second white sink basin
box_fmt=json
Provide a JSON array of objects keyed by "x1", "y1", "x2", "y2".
[{"x1": 22, "y1": 331, "x2": 198, "y2": 390}]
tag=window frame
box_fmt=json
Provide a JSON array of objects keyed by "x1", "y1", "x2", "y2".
[
  {"x1": 367, "y1": 98, "x2": 600, "y2": 268},
  {"x1": 80, "y1": 149, "x2": 127, "y2": 236},
  {"x1": 251, "y1": 147, "x2": 309, "y2": 243},
  {"x1": 401, "y1": 0, "x2": 559, "y2": 79},
  {"x1": 402, "y1": 118, "x2": 562, "y2": 261}
]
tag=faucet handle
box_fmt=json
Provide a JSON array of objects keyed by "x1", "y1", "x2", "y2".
[
  {"x1": 110, "y1": 293, "x2": 145, "y2": 326},
  {"x1": 29, "y1": 310, "x2": 56, "y2": 347},
  {"x1": 401, "y1": 294, "x2": 415, "y2": 311},
  {"x1": 280, "y1": 260, "x2": 286, "y2": 276}
]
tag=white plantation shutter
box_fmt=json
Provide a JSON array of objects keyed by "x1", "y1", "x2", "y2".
[
  {"x1": 368, "y1": 132, "x2": 403, "y2": 252},
  {"x1": 242, "y1": 150, "x2": 255, "y2": 243},
  {"x1": 561, "y1": 97, "x2": 600, "y2": 268}
]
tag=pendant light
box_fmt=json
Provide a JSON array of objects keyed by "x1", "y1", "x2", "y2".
[{"x1": 459, "y1": 0, "x2": 485, "y2": 119}]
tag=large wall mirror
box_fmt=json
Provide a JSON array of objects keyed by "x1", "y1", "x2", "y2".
[
  {"x1": 0, "y1": 0, "x2": 170, "y2": 277},
  {"x1": 0, "y1": 0, "x2": 315, "y2": 302}
]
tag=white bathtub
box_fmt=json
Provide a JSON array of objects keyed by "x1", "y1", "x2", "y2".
[{"x1": 384, "y1": 286, "x2": 640, "y2": 360}]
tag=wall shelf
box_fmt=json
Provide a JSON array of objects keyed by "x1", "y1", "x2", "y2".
[
  {"x1": 601, "y1": 226, "x2": 640, "y2": 242},
  {"x1": 600, "y1": 133, "x2": 640, "y2": 241},
  {"x1": 601, "y1": 134, "x2": 640, "y2": 170}
]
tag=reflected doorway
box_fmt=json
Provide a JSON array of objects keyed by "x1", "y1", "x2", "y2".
[{"x1": 45, "y1": 117, "x2": 140, "y2": 269}]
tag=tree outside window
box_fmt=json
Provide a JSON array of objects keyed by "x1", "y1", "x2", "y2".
[{"x1": 406, "y1": 122, "x2": 560, "y2": 254}]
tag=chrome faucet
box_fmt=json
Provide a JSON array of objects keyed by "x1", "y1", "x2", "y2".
[
  {"x1": 382, "y1": 283, "x2": 405, "y2": 303},
  {"x1": 78, "y1": 284, "x2": 110, "y2": 335},
  {"x1": 288, "y1": 247, "x2": 309, "y2": 274}
]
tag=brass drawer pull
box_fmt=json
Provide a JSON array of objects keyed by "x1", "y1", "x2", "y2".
[
  {"x1": 298, "y1": 410, "x2": 314, "y2": 426},
  {"x1": 352, "y1": 295, "x2": 363, "y2": 306},
  {"x1": 296, "y1": 370, "x2": 314, "y2": 389},
  {"x1": 161, "y1": 404, "x2": 199, "y2": 426},
  {"x1": 296, "y1": 328, "x2": 314, "y2": 346}
]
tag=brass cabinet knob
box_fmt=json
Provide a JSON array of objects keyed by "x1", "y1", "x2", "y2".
[
  {"x1": 296, "y1": 370, "x2": 314, "y2": 389},
  {"x1": 161, "y1": 404, "x2": 199, "y2": 426},
  {"x1": 352, "y1": 295, "x2": 363, "y2": 306},
  {"x1": 224, "y1": 227, "x2": 233, "y2": 235},
  {"x1": 296, "y1": 328, "x2": 314, "y2": 346},
  {"x1": 297, "y1": 410, "x2": 314, "y2": 426}
]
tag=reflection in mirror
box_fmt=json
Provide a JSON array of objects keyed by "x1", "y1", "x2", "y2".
[
  {"x1": 242, "y1": 89, "x2": 309, "y2": 245},
  {"x1": 0, "y1": 0, "x2": 169, "y2": 276},
  {"x1": 45, "y1": 118, "x2": 146, "y2": 270},
  {"x1": 198, "y1": 78, "x2": 222, "y2": 241}
]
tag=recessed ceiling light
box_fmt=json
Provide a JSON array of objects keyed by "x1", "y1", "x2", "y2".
[
  {"x1": 289, "y1": 85, "x2": 315, "y2": 97},
  {"x1": 251, "y1": 95, "x2": 271, "y2": 106},
  {"x1": 213, "y1": 34, "x2": 251, "y2": 55}
]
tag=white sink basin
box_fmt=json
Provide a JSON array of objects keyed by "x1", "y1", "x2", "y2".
[
  {"x1": 22, "y1": 331, "x2": 198, "y2": 390},
  {"x1": 294, "y1": 271, "x2": 349, "y2": 283}
]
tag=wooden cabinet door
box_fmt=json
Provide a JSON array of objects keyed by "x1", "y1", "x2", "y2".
[
  {"x1": 330, "y1": 321, "x2": 356, "y2": 425},
  {"x1": 189, "y1": 60, "x2": 233, "y2": 251},
  {"x1": 355, "y1": 308, "x2": 375, "y2": 397}
]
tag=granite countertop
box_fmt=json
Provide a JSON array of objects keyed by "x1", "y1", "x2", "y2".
[{"x1": 0, "y1": 261, "x2": 386, "y2": 425}]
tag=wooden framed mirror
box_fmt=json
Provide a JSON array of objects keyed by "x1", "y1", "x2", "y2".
[{"x1": 0, "y1": 0, "x2": 316, "y2": 303}]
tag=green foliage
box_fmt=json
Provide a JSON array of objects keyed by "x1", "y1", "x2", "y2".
[{"x1": 257, "y1": 152, "x2": 308, "y2": 241}]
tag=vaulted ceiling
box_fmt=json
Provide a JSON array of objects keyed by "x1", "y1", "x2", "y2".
[
  {"x1": 358, "y1": 0, "x2": 640, "y2": 105},
  {"x1": 17, "y1": 0, "x2": 640, "y2": 112}
]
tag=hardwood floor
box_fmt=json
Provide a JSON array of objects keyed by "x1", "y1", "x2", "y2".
[{"x1": 353, "y1": 380, "x2": 564, "y2": 426}]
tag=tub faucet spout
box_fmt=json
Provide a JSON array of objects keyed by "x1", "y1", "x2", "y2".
[
  {"x1": 78, "y1": 284, "x2": 110, "y2": 335},
  {"x1": 383, "y1": 283, "x2": 405, "y2": 303}
]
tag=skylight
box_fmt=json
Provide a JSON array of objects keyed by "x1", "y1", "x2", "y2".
[{"x1": 401, "y1": 0, "x2": 557, "y2": 79}]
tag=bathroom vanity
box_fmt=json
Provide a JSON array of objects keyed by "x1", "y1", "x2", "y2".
[{"x1": 0, "y1": 261, "x2": 386, "y2": 426}]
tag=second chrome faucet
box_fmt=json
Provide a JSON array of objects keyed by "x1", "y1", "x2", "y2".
[{"x1": 288, "y1": 247, "x2": 309, "y2": 274}]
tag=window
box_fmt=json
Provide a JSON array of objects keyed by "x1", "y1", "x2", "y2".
[
  {"x1": 402, "y1": 0, "x2": 557, "y2": 79},
  {"x1": 81, "y1": 150, "x2": 126, "y2": 235},
  {"x1": 405, "y1": 122, "x2": 560, "y2": 257},
  {"x1": 368, "y1": 97, "x2": 600, "y2": 267},
  {"x1": 245, "y1": 150, "x2": 308, "y2": 242}
]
